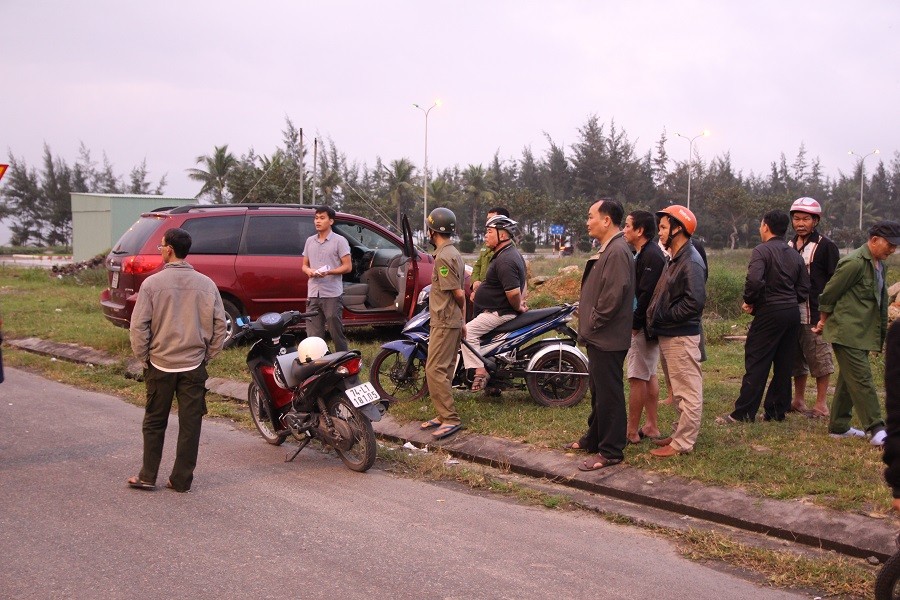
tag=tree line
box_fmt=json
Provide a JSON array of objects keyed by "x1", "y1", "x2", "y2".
[
  {"x1": 3, "y1": 116, "x2": 899, "y2": 249},
  {"x1": 0, "y1": 144, "x2": 166, "y2": 246}
]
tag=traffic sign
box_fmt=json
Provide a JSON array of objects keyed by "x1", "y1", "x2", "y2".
[
  {"x1": 0, "y1": 164, "x2": 7, "y2": 183},
  {"x1": 549, "y1": 224, "x2": 564, "y2": 235}
]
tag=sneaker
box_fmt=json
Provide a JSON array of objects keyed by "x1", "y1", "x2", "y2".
[
  {"x1": 829, "y1": 427, "x2": 866, "y2": 439},
  {"x1": 870, "y1": 430, "x2": 888, "y2": 446}
]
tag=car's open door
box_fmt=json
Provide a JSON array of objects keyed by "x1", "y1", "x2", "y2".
[{"x1": 398, "y1": 214, "x2": 420, "y2": 317}]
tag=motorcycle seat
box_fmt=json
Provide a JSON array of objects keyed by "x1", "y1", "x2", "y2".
[
  {"x1": 487, "y1": 306, "x2": 566, "y2": 336},
  {"x1": 284, "y1": 350, "x2": 356, "y2": 387}
]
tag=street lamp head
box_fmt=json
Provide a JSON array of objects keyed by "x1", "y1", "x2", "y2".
[
  {"x1": 434, "y1": 99, "x2": 443, "y2": 108},
  {"x1": 702, "y1": 129, "x2": 711, "y2": 137},
  {"x1": 874, "y1": 149, "x2": 881, "y2": 155}
]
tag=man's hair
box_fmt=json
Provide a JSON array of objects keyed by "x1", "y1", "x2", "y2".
[
  {"x1": 164, "y1": 228, "x2": 192, "y2": 259},
  {"x1": 314, "y1": 205, "x2": 336, "y2": 220},
  {"x1": 762, "y1": 210, "x2": 789, "y2": 237},
  {"x1": 628, "y1": 210, "x2": 656, "y2": 241},
  {"x1": 487, "y1": 206, "x2": 510, "y2": 217},
  {"x1": 596, "y1": 198, "x2": 624, "y2": 227}
]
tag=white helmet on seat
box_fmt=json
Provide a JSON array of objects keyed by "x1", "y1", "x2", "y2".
[{"x1": 297, "y1": 336, "x2": 329, "y2": 363}]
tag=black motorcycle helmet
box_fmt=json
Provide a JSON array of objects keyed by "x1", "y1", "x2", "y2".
[{"x1": 427, "y1": 207, "x2": 457, "y2": 236}]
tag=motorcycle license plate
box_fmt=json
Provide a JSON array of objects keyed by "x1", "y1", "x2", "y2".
[{"x1": 346, "y1": 382, "x2": 380, "y2": 408}]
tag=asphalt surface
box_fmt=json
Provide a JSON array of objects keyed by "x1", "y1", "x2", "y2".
[
  {"x1": 8, "y1": 336, "x2": 898, "y2": 562},
  {"x1": 0, "y1": 367, "x2": 806, "y2": 599}
]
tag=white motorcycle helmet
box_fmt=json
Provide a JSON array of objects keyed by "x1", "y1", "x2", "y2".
[{"x1": 297, "y1": 336, "x2": 329, "y2": 363}]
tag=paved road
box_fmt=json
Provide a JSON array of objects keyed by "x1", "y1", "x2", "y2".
[{"x1": 0, "y1": 367, "x2": 805, "y2": 599}]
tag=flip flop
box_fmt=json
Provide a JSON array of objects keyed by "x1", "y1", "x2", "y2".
[
  {"x1": 432, "y1": 423, "x2": 463, "y2": 439},
  {"x1": 637, "y1": 428, "x2": 664, "y2": 441},
  {"x1": 127, "y1": 476, "x2": 156, "y2": 490},
  {"x1": 421, "y1": 418, "x2": 442, "y2": 430},
  {"x1": 166, "y1": 479, "x2": 190, "y2": 493},
  {"x1": 577, "y1": 455, "x2": 622, "y2": 471},
  {"x1": 471, "y1": 373, "x2": 490, "y2": 392}
]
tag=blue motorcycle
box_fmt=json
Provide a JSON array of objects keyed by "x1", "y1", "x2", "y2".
[{"x1": 369, "y1": 289, "x2": 588, "y2": 407}]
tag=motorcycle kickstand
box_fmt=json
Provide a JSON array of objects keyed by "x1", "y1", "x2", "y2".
[{"x1": 285, "y1": 435, "x2": 312, "y2": 462}]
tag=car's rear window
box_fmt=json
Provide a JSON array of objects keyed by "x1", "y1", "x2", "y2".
[
  {"x1": 111, "y1": 216, "x2": 165, "y2": 255},
  {"x1": 243, "y1": 215, "x2": 316, "y2": 256},
  {"x1": 181, "y1": 216, "x2": 244, "y2": 254}
]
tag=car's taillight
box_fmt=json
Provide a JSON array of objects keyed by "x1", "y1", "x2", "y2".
[
  {"x1": 337, "y1": 357, "x2": 362, "y2": 376},
  {"x1": 122, "y1": 255, "x2": 163, "y2": 275}
]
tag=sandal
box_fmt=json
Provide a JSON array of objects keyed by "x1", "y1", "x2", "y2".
[
  {"x1": 810, "y1": 406, "x2": 829, "y2": 419},
  {"x1": 432, "y1": 423, "x2": 463, "y2": 439},
  {"x1": 563, "y1": 441, "x2": 588, "y2": 452},
  {"x1": 420, "y1": 418, "x2": 442, "y2": 430},
  {"x1": 577, "y1": 455, "x2": 622, "y2": 471},
  {"x1": 471, "y1": 373, "x2": 490, "y2": 392},
  {"x1": 127, "y1": 476, "x2": 156, "y2": 490}
]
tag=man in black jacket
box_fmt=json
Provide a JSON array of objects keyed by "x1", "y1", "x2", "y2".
[
  {"x1": 646, "y1": 205, "x2": 707, "y2": 457},
  {"x1": 881, "y1": 319, "x2": 900, "y2": 510},
  {"x1": 623, "y1": 210, "x2": 666, "y2": 444},
  {"x1": 722, "y1": 210, "x2": 810, "y2": 424},
  {"x1": 788, "y1": 197, "x2": 839, "y2": 418}
]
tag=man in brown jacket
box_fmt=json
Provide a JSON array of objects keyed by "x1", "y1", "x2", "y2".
[
  {"x1": 127, "y1": 227, "x2": 227, "y2": 492},
  {"x1": 570, "y1": 199, "x2": 636, "y2": 470}
]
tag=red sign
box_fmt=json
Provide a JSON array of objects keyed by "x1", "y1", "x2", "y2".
[{"x1": 0, "y1": 164, "x2": 7, "y2": 182}]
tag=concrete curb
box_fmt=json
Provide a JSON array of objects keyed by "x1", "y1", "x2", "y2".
[
  {"x1": 6, "y1": 336, "x2": 896, "y2": 560},
  {"x1": 372, "y1": 415, "x2": 895, "y2": 561}
]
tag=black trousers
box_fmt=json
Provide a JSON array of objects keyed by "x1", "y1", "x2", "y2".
[
  {"x1": 139, "y1": 363, "x2": 208, "y2": 491},
  {"x1": 731, "y1": 305, "x2": 800, "y2": 422},
  {"x1": 579, "y1": 346, "x2": 628, "y2": 461}
]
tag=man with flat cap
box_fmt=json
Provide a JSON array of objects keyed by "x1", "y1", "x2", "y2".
[{"x1": 813, "y1": 221, "x2": 900, "y2": 446}]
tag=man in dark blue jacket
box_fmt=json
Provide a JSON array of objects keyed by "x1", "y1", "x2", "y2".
[
  {"x1": 646, "y1": 205, "x2": 707, "y2": 458},
  {"x1": 722, "y1": 210, "x2": 809, "y2": 424}
]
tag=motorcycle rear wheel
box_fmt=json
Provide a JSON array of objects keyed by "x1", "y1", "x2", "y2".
[
  {"x1": 325, "y1": 396, "x2": 376, "y2": 473},
  {"x1": 525, "y1": 351, "x2": 588, "y2": 408},
  {"x1": 370, "y1": 348, "x2": 428, "y2": 403},
  {"x1": 248, "y1": 383, "x2": 288, "y2": 445},
  {"x1": 875, "y1": 548, "x2": 900, "y2": 599}
]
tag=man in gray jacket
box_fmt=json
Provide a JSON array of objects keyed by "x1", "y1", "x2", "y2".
[
  {"x1": 127, "y1": 228, "x2": 227, "y2": 493},
  {"x1": 571, "y1": 199, "x2": 636, "y2": 471}
]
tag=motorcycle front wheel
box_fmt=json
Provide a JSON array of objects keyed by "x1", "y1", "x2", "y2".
[
  {"x1": 325, "y1": 396, "x2": 376, "y2": 473},
  {"x1": 525, "y1": 351, "x2": 588, "y2": 408},
  {"x1": 248, "y1": 383, "x2": 287, "y2": 445},
  {"x1": 370, "y1": 348, "x2": 428, "y2": 403},
  {"x1": 875, "y1": 548, "x2": 900, "y2": 599}
]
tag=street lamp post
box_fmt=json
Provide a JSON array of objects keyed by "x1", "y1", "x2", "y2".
[
  {"x1": 413, "y1": 100, "x2": 442, "y2": 241},
  {"x1": 848, "y1": 149, "x2": 880, "y2": 230},
  {"x1": 674, "y1": 130, "x2": 710, "y2": 211}
]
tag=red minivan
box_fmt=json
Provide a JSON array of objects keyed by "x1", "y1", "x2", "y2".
[{"x1": 100, "y1": 204, "x2": 436, "y2": 337}]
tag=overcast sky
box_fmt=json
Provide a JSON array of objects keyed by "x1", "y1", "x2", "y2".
[{"x1": 1, "y1": 1, "x2": 898, "y2": 244}]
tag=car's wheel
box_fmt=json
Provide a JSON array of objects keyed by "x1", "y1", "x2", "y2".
[{"x1": 222, "y1": 298, "x2": 240, "y2": 342}]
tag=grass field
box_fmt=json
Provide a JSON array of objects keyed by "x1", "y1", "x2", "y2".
[{"x1": 2, "y1": 249, "x2": 899, "y2": 514}]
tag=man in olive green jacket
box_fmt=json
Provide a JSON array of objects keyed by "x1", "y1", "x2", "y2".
[{"x1": 813, "y1": 221, "x2": 900, "y2": 445}]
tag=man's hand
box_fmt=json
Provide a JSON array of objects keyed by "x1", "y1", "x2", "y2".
[
  {"x1": 892, "y1": 498, "x2": 900, "y2": 513},
  {"x1": 741, "y1": 302, "x2": 753, "y2": 314}
]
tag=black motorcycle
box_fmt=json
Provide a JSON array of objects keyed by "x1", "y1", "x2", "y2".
[{"x1": 229, "y1": 310, "x2": 385, "y2": 473}]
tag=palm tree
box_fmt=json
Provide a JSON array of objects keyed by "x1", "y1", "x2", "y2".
[
  {"x1": 462, "y1": 164, "x2": 497, "y2": 236},
  {"x1": 187, "y1": 145, "x2": 237, "y2": 204},
  {"x1": 383, "y1": 158, "x2": 417, "y2": 230}
]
